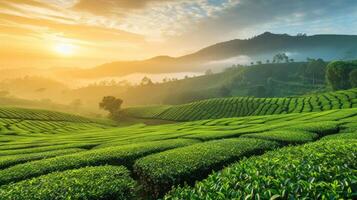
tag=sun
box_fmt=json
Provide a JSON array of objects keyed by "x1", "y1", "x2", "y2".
[{"x1": 54, "y1": 43, "x2": 75, "y2": 56}]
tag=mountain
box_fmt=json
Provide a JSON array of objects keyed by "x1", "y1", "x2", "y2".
[{"x1": 65, "y1": 32, "x2": 357, "y2": 78}]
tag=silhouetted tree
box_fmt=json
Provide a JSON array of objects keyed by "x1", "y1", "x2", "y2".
[
  {"x1": 141, "y1": 76, "x2": 153, "y2": 86},
  {"x1": 205, "y1": 69, "x2": 213, "y2": 75},
  {"x1": 256, "y1": 61, "x2": 262, "y2": 65},
  {"x1": 99, "y1": 96, "x2": 123, "y2": 117},
  {"x1": 266, "y1": 59, "x2": 270, "y2": 64},
  {"x1": 272, "y1": 53, "x2": 289, "y2": 63}
]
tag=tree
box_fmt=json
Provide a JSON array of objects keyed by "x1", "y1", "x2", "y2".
[
  {"x1": 350, "y1": 69, "x2": 357, "y2": 88},
  {"x1": 205, "y1": 69, "x2": 213, "y2": 75},
  {"x1": 305, "y1": 58, "x2": 326, "y2": 85},
  {"x1": 99, "y1": 96, "x2": 123, "y2": 117},
  {"x1": 256, "y1": 61, "x2": 262, "y2": 65},
  {"x1": 326, "y1": 61, "x2": 352, "y2": 90},
  {"x1": 141, "y1": 76, "x2": 153, "y2": 86},
  {"x1": 266, "y1": 59, "x2": 270, "y2": 64},
  {"x1": 272, "y1": 53, "x2": 289, "y2": 63},
  {"x1": 219, "y1": 86, "x2": 231, "y2": 97}
]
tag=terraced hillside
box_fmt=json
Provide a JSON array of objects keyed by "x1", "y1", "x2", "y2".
[
  {"x1": 0, "y1": 105, "x2": 356, "y2": 199},
  {"x1": 0, "y1": 107, "x2": 111, "y2": 136},
  {"x1": 122, "y1": 88, "x2": 357, "y2": 121}
]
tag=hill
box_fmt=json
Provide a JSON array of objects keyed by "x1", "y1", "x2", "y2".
[
  {"x1": 117, "y1": 61, "x2": 326, "y2": 106},
  {"x1": 0, "y1": 107, "x2": 111, "y2": 135},
  {"x1": 65, "y1": 32, "x2": 357, "y2": 78},
  {"x1": 121, "y1": 88, "x2": 357, "y2": 121},
  {"x1": 0, "y1": 105, "x2": 356, "y2": 198}
]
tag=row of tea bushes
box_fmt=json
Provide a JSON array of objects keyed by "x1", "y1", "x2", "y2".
[
  {"x1": 134, "y1": 138, "x2": 279, "y2": 198},
  {"x1": 0, "y1": 165, "x2": 137, "y2": 200},
  {"x1": 165, "y1": 139, "x2": 357, "y2": 199}
]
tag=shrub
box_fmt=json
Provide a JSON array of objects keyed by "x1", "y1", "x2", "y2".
[
  {"x1": 0, "y1": 165, "x2": 137, "y2": 200},
  {"x1": 242, "y1": 130, "x2": 318, "y2": 144},
  {"x1": 321, "y1": 131, "x2": 357, "y2": 140},
  {"x1": 134, "y1": 138, "x2": 279, "y2": 198},
  {"x1": 121, "y1": 88, "x2": 357, "y2": 121},
  {"x1": 165, "y1": 139, "x2": 357, "y2": 199},
  {"x1": 0, "y1": 148, "x2": 85, "y2": 169},
  {"x1": 0, "y1": 139, "x2": 197, "y2": 185},
  {"x1": 287, "y1": 121, "x2": 340, "y2": 136},
  {"x1": 0, "y1": 143, "x2": 97, "y2": 156}
]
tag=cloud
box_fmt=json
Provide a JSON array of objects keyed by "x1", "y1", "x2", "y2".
[
  {"x1": 1, "y1": 0, "x2": 357, "y2": 68},
  {"x1": 73, "y1": 0, "x2": 177, "y2": 15},
  {"x1": 161, "y1": 0, "x2": 357, "y2": 53}
]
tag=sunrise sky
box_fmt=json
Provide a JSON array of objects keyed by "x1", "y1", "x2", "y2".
[{"x1": 1, "y1": 0, "x2": 357, "y2": 69}]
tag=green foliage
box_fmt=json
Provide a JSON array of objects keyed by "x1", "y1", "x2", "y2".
[
  {"x1": 0, "y1": 107, "x2": 92, "y2": 122},
  {"x1": 0, "y1": 107, "x2": 110, "y2": 136},
  {"x1": 122, "y1": 88, "x2": 357, "y2": 121},
  {"x1": 305, "y1": 58, "x2": 326, "y2": 85},
  {"x1": 99, "y1": 96, "x2": 123, "y2": 117},
  {"x1": 1, "y1": 99, "x2": 357, "y2": 198},
  {"x1": 165, "y1": 139, "x2": 357, "y2": 199},
  {"x1": 242, "y1": 130, "x2": 318, "y2": 144},
  {"x1": 0, "y1": 139, "x2": 196, "y2": 185},
  {"x1": 326, "y1": 60, "x2": 357, "y2": 90},
  {"x1": 350, "y1": 69, "x2": 357, "y2": 88},
  {"x1": 321, "y1": 131, "x2": 357, "y2": 140},
  {"x1": 134, "y1": 138, "x2": 279, "y2": 198},
  {"x1": 0, "y1": 166, "x2": 137, "y2": 200},
  {"x1": 0, "y1": 148, "x2": 85, "y2": 169},
  {"x1": 0, "y1": 143, "x2": 97, "y2": 156},
  {"x1": 287, "y1": 121, "x2": 340, "y2": 136}
]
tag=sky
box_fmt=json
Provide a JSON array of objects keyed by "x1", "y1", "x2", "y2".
[{"x1": 0, "y1": 0, "x2": 357, "y2": 69}]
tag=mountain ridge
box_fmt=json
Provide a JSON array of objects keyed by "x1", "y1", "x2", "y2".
[{"x1": 64, "y1": 32, "x2": 357, "y2": 78}]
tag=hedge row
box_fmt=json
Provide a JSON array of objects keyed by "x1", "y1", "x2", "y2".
[
  {"x1": 242, "y1": 130, "x2": 318, "y2": 144},
  {"x1": 0, "y1": 139, "x2": 197, "y2": 185},
  {"x1": 0, "y1": 107, "x2": 92, "y2": 123},
  {"x1": 0, "y1": 143, "x2": 97, "y2": 156},
  {"x1": 0, "y1": 165, "x2": 137, "y2": 200},
  {"x1": 0, "y1": 148, "x2": 85, "y2": 169},
  {"x1": 122, "y1": 88, "x2": 357, "y2": 121},
  {"x1": 134, "y1": 138, "x2": 279, "y2": 198},
  {"x1": 165, "y1": 139, "x2": 357, "y2": 199}
]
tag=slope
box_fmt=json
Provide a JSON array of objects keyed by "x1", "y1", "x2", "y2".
[{"x1": 121, "y1": 88, "x2": 357, "y2": 121}]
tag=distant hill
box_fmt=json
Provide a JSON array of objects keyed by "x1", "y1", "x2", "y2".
[
  {"x1": 121, "y1": 88, "x2": 357, "y2": 121},
  {"x1": 66, "y1": 32, "x2": 357, "y2": 78},
  {"x1": 117, "y1": 62, "x2": 326, "y2": 106}
]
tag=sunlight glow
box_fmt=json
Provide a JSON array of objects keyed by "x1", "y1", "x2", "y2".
[{"x1": 54, "y1": 43, "x2": 75, "y2": 56}]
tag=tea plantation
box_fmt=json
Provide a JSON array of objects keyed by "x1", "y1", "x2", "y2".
[
  {"x1": 122, "y1": 88, "x2": 357, "y2": 121},
  {"x1": 0, "y1": 92, "x2": 356, "y2": 199}
]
